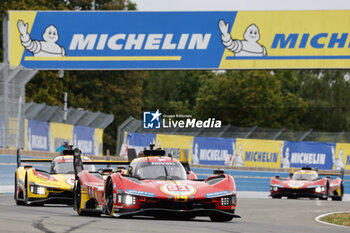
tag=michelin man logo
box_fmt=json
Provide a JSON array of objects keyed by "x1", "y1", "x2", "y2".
[
  {"x1": 332, "y1": 146, "x2": 345, "y2": 170},
  {"x1": 219, "y1": 20, "x2": 267, "y2": 56},
  {"x1": 234, "y1": 144, "x2": 244, "y2": 167},
  {"x1": 190, "y1": 140, "x2": 199, "y2": 165},
  {"x1": 281, "y1": 145, "x2": 290, "y2": 168},
  {"x1": 17, "y1": 20, "x2": 65, "y2": 57}
]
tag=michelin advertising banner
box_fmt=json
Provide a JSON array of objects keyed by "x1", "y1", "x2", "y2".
[
  {"x1": 156, "y1": 134, "x2": 193, "y2": 161},
  {"x1": 8, "y1": 10, "x2": 350, "y2": 70},
  {"x1": 49, "y1": 122, "x2": 73, "y2": 152},
  {"x1": 282, "y1": 141, "x2": 334, "y2": 170},
  {"x1": 192, "y1": 136, "x2": 234, "y2": 166},
  {"x1": 94, "y1": 128, "x2": 103, "y2": 156},
  {"x1": 73, "y1": 126, "x2": 95, "y2": 155},
  {"x1": 334, "y1": 143, "x2": 350, "y2": 171},
  {"x1": 120, "y1": 132, "x2": 156, "y2": 156},
  {"x1": 234, "y1": 139, "x2": 283, "y2": 168},
  {"x1": 26, "y1": 119, "x2": 50, "y2": 151}
]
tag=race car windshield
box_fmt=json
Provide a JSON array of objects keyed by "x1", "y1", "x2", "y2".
[
  {"x1": 135, "y1": 161, "x2": 187, "y2": 180},
  {"x1": 54, "y1": 162, "x2": 95, "y2": 174},
  {"x1": 292, "y1": 173, "x2": 318, "y2": 181}
]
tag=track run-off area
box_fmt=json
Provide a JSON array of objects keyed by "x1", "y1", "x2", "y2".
[{"x1": 1, "y1": 154, "x2": 350, "y2": 232}]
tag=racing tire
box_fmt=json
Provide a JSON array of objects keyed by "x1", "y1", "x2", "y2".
[
  {"x1": 75, "y1": 181, "x2": 90, "y2": 216},
  {"x1": 319, "y1": 182, "x2": 330, "y2": 201},
  {"x1": 332, "y1": 184, "x2": 343, "y2": 201},
  {"x1": 23, "y1": 175, "x2": 29, "y2": 205},
  {"x1": 272, "y1": 196, "x2": 281, "y2": 199},
  {"x1": 210, "y1": 215, "x2": 234, "y2": 222},
  {"x1": 105, "y1": 179, "x2": 115, "y2": 217},
  {"x1": 14, "y1": 175, "x2": 25, "y2": 206}
]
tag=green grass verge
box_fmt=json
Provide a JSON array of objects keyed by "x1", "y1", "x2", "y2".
[{"x1": 320, "y1": 213, "x2": 350, "y2": 227}]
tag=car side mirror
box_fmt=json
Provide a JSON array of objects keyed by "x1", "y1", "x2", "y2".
[
  {"x1": 24, "y1": 164, "x2": 32, "y2": 169},
  {"x1": 128, "y1": 166, "x2": 133, "y2": 175},
  {"x1": 213, "y1": 169, "x2": 224, "y2": 175},
  {"x1": 102, "y1": 168, "x2": 113, "y2": 173}
]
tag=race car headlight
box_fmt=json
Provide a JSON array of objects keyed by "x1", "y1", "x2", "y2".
[
  {"x1": 221, "y1": 195, "x2": 235, "y2": 206},
  {"x1": 315, "y1": 186, "x2": 325, "y2": 193},
  {"x1": 270, "y1": 185, "x2": 283, "y2": 191},
  {"x1": 30, "y1": 184, "x2": 46, "y2": 195},
  {"x1": 117, "y1": 194, "x2": 136, "y2": 205}
]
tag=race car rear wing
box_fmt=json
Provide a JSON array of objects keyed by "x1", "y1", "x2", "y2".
[
  {"x1": 179, "y1": 149, "x2": 191, "y2": 172},
  {"x1": 71, "y1": 147, "x2": 132, "y2": 179},
  {"x1": 318, "y1": 169, "x2": 344, "y2": 180},
  {"x1": 16, "y1": 149, "x2": 52, "y2": 168},
  {"x1": 289, "y1": 167, "x2": 344, "y2": 180}
]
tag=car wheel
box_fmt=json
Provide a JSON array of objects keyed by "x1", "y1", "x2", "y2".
[
  {"x1": 320, "y1": 182, "x2": 330, "y2": 200},
  {"x1": 14, "y1": 175, "x2": 25, "y2": 206},
  {"x1": 23, "y1": 175, "x2": 29, "y2": 205},
  {"x1": 210, "y1": 215, "x2": 234, "y2": 222},
  {"x1": 332, "y1": 184, "x2": 343, "y2": 201},
  {"x1": 75, "y1": 181, "x2": 87, "y2": 216},
  {"x1": 272, "y1": 196, "x2": 281, "y2": 199},
  {"x1": 105, "y1": 179, "x2": 114, "y2": 217}
]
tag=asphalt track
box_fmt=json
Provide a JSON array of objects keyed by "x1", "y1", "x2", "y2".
[{"x1": 0, "y1": 195, "x2": 350, "y2": 233}]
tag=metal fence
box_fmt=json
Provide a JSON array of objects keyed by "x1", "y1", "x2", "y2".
[
  {"x1": 0, "y1": 62, "x2": 114, "y2": 150},
  {"x1": 116, "y1": 116, "x2": 350, "y2": 155},
  {"x1": 0, "y1": 64, "x2": 37, "y2": 149}
]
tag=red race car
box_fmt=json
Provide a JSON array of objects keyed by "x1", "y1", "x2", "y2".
[
  {"x1": 270, "y1": 166, "x2": 344, "y2": 200},
  {"x1": 72, "y1": 145, "x2": 239, "y2": 221}
]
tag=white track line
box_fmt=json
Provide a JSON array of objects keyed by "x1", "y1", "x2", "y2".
[{"x1": 315, "y1": 211, "x2": 350, "y2": 229}]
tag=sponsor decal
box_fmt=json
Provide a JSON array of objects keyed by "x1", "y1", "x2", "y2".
[
  {"x1": 160, "y1": 184, "x2": 196, "y2": 196},
  {"x1": 205, "y1": 190, "x2": 230, "y2": 198},
  {"x1": 150, "y1": 162, "x2": 176, "y2": 166},
  {"x1": 288, "y1": 181, "x2": 304, "y2": 188},
  {"x1": 125, "y1": 189, "x2": 156, "y2": 197},
  {"x1": 65, "y1": 177, "x2": 74, "y2": 186}
]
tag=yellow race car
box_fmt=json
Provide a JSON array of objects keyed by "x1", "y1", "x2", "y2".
[{"x1": 14, "y1": 149, "x2": 94, "y2": 206}]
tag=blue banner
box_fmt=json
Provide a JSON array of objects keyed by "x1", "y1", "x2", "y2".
[
  {"x1": 9, "y1": 11, "x2": 235, "y2": 70},
  {"x1": 192, "y1": 136, "x2": 235, "y2": 165},
  {"x1": 282, "y1": 141, "x2": 334, "y2": 170},
  {"x1": 124, "y1": 132, "x2": 156, "y2": 155},
  {"x1": 27, "y1": 119, "x2": 50, "y2": 151},
  {"x1": 126, "y1": 132, "x2": 156, "y2": 147},
  {"x1": 73, "y1": 126, "x2": 95, "y2": 155}
]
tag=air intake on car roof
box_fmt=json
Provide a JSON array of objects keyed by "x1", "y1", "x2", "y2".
[{"x1": 143, "y1": 144, "x2": 166, "y2": 156}]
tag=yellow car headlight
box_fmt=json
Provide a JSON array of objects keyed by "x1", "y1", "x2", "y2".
[{"x1": 30, "y1": 183, "x2": 46, "y2": 195}]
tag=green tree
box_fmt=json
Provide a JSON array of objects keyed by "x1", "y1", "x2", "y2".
[
  {"x1": 142, "y1": 70, "x2": 207, "y2": 114},
  {"x1": 295, "y1": 70, "x2": 350, "y2": 131},
  {"x1": 194, "y1": 70, "x2": 308, "y2": 129}
]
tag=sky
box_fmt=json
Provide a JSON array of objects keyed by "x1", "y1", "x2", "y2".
[{"x1": 132, "y1": 0, "x2": 350, "y2": 11}]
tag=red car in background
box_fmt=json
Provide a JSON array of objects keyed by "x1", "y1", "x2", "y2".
[
  {"x1": 72, "y1": 145, "x2": 240, "y2": 222},
  {"x1": 270, "y1": 166, "x2": 344, "y2": 201}
]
